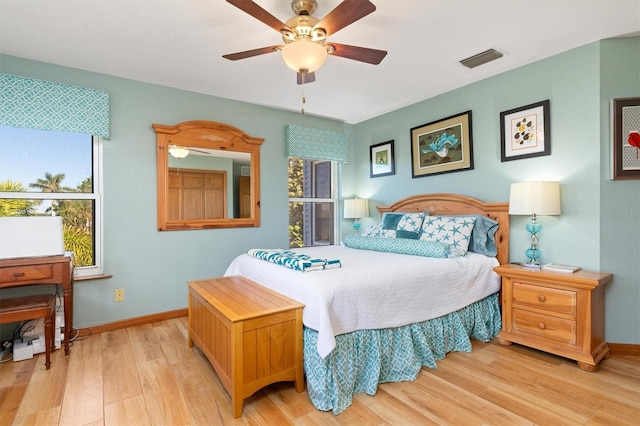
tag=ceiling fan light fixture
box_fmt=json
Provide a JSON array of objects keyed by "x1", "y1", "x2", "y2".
[
  {"x1": 281, "y1": 30, "x2": 296, "y2": 42},
  {"x1": 168, "y1": 145, "x2": 189, "y2": 159},
  {"x1": 281, "y1": 40, "x2": 327, "y2": 73}
]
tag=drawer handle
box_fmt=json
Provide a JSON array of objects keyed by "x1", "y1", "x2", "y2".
[
  {"x1": 538, "y1": 295, "x2": 546, "y2": 302},
  {"x1": 537, "y1": 322, "x2": 546, "y2": 330},
  {"x1": 13, "y1": 272, "x2": 26, "y2": 278}
]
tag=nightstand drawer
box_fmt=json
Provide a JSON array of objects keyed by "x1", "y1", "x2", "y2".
[
  {"x1": 513, "y1": 309, "x2": 576, "y2": 345},
  {"x1": 513, "y1": 282, "x2": 576, "y2": 316},
  {"x1": 0, "y1": 264, "x2": 55, "y2": 284}
]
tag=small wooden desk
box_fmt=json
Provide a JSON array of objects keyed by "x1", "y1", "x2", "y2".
[
  {"x1": 188, "y1": 275, "x2": 304, "y2": 418},
  {"x1": 0, "y1": 255, "x2": 73, "y2": 355}
]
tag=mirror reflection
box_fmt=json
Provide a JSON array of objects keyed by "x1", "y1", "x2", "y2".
[
  {"x1": 167, "y1": 148, "x2": 251, "y2": 219},
  {"x1": 154, "y1": 120, "x2": 263, "y2": 231}
]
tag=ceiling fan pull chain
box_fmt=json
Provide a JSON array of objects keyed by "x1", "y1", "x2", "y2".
[{"x1": 301, "y1": 71, "x2": 306, "y2": 114}]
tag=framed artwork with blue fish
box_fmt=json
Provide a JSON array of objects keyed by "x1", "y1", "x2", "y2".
[
  {"x1": 410, "y1": 111, "x2": 473, "y2": 178},
  {"x1": 500, "y1": 100, "x2": 550, "y2": 162}
]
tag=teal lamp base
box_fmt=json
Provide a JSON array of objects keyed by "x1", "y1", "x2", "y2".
[
  {"x1": 352, "y1": 219, "x2": 361, "y2": 234},
  {"x1": 523, "y1": 214, "x2": 542, "y2": 268}
]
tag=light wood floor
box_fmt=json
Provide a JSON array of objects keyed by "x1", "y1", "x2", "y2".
[{"x1": 1, "y1": 316, "x2": 638, "y2": 425}]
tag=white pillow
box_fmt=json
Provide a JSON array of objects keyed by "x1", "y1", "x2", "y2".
[{"x1": 419, "y1": 215, "x2": 476, "y2": 257}]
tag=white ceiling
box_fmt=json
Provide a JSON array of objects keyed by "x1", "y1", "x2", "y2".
[{"x1": 1, "y1": 1, "x2": 639, "y2": 124}]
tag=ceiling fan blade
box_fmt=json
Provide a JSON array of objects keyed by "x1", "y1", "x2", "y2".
[
  {"x1": 314, "y1": 0, "x2": 376, "y2": 37},
  {"x1": 222, "y1": 45, "x2": 281, "y2": 61},
  {"x1": 327, "y1": 43, "x2": 387, "y2": 65},
  {"x1": 226, "y1": 0, "x2": 291, "y2": 33},
  {"x1": 297, "y1": 71, "x2": 316, "y2": 85}
]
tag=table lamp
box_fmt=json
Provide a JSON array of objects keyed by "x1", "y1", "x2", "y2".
[
  {"x1": 344, "y1": 198, "x2": 369, "y2": 234},
  {"x1": 509, "y1": 181, "x2": 561, "y2": 268}
]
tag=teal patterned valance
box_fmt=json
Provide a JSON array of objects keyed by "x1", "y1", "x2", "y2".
[
  {"x1": 285, "y1": 124, "x2": 349, "y2": 162},
  {"x1": 0, "y1": 73, "x2": 110, "y2": 138}
]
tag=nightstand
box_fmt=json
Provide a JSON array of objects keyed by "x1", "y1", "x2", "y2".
[{"x1": 493, "y1": 264, "x2": 613, "y2": 371}]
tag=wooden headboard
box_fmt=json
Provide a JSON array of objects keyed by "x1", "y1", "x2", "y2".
[{"x1": 377, "y1": 193, "x2": 510, "y2": 265}]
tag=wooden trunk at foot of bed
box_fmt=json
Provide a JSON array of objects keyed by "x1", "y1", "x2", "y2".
[
  {"x1": 377, "y1": 193, "x2": 510, "y2": 265},
  {"x1": 187, "y1": 276, "x2": 304, "y2": 418}
]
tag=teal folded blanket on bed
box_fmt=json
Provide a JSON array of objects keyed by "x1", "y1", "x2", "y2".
[{"x1": 247, "y1": 249, "x2": 341, "y2": 272}]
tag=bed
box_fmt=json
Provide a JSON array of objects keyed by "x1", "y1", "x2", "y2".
[{"x1": 225, "y1": 193, "x2": 510, "y2": 414}]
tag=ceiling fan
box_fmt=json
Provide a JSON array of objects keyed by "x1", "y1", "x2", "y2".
[
  {"x1": 223, "y1": 0, "x2": 387, "y2": 84},
  {"x1": 168, "y1": 145, "x2": 214, "y2": 159}
]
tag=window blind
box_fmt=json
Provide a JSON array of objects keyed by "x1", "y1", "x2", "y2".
[
  {"x1": 285, "y1": 124, "x2": 349, "y2": 162},
  {"x1": 0, "y1": 73, "x2": 110, "y2": 138}
]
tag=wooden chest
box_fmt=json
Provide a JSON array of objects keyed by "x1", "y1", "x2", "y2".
[{"x1": 187, "y1": 275, "x2": 304, "y2": 417}]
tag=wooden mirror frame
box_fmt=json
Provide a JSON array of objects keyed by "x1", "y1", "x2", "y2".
[{"x1": 153, "y1": 120, "x2": 264, "y2": 230}]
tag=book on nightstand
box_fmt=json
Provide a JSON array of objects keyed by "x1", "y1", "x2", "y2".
[{"x1": 542, "y1": 263, "x2": 582, "y2": 273}]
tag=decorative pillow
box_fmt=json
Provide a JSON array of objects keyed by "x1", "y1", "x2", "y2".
[
  {"x1": 419, "y1": 215, "x2": 476, "y2": 257},
  {"x1": 344, "y1": 235, "x2": 449, "y2": 258},
  {"x1": 423, "y1": 214, "x2": 499, "y2": 256},
  {"x1": 361, "y1": 223, "x2": 383, "y2": 237},
  {"x1": 380, "y1": 212, "x2": 425, "y2": 239},
  {"x1": 463, "y1": 214, "x2": 499, "y2": 257}
]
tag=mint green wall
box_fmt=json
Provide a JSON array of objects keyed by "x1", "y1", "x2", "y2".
[
  {"x1": 349, "y1": 43, "x2": 602, "y2": 268},
  {"x1": 599, "y1": 37, "x2": 640, "y2": 345},
  {"x1": 347, "y1": 39, "x2": 639, "y2": 344},
  {"x1": 0, "y1": 54, "x2": 351, "y2": 329}
]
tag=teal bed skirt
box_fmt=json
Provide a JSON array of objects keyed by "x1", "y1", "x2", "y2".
[{"x1": 302, "y1": 292, "x2": 502, "y2": 414}]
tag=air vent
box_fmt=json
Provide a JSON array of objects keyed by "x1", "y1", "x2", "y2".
[{"x1": 460, "y1": 49, "x2": 503, "y2": 69}]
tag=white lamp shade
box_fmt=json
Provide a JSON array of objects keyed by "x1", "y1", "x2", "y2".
[
  {"x1": 168, "y1": 145, "x2": 189, "y2": 159},
  {"x1": 509, "y1": 181, "x2": 561, "y2": 215},
  {"x1": 344, "y1": 198, "x2": 369, "y2": 219},
  {"x1": 281, "y1": 41, "x2": 328, "y2": 73}
]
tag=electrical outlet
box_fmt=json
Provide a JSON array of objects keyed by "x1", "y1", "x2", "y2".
[{"x1": 115, "y1": 288, "x2": 125, "y2": 302}]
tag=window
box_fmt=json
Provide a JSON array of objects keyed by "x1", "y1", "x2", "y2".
[
  {"x1": 288, "y1": 157, "x2": 337, "y2": 248},
  {"x1": 0, "y1": 126, "x2": 103, "y2": 277}
]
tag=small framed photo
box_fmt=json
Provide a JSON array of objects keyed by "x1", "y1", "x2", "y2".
[
  {"x1": 370, "y1": 140, "x2": 395, "y2": 178},
  {"x1": 410, "y1": 111, "x2": 473, "y2": 178},
  {"x1": 612, "y1": 97, "x2": 640, "y2": 180},
  {"x1": 500, "y1": 100, "x2": 550, "y2": 162}
]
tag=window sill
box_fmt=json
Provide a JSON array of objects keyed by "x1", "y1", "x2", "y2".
[{"x1": 75, "y1": 274, "x2": 113, "y2": 282}]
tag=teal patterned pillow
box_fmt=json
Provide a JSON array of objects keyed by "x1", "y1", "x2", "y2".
[
  {"x1": 380, "y1": 212, "x2": 425, "y2": 239},
  {"x1": 361, "y1": 223, "x2": 383, "y2": 237},
  {"x1": 344, "y1": 235, "x2": 449, "y2": 258},
  {"x1": 419, "y1": 215, "x2": 476, "y2": 257}
]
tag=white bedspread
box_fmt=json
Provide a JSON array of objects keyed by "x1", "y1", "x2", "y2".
[{"x1": 224, "y1": 245, "x2": 500, "y2": 358}]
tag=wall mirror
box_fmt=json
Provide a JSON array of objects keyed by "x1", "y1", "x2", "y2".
[{"x1": 153, "y1": 120, "x2": 264, "y2": 230}]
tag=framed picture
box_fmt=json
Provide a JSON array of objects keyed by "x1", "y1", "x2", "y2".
[
  {"x1": 612, "y1": 97, "x2": 640, "y2": 180},
  {"x1": 500, "y1": 100, "x2": 550, "y2": 162},
  {"x1": 370, "y1": 140, "x2": 395, "y2": 177},
  {"x1": 410, "y1": 111, "x2": 473, "y2": 178}
]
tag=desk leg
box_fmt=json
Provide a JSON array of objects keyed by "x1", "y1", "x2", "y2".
[{"x1": 63, "y1": 286, "x2": 71, "y2": 355}]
